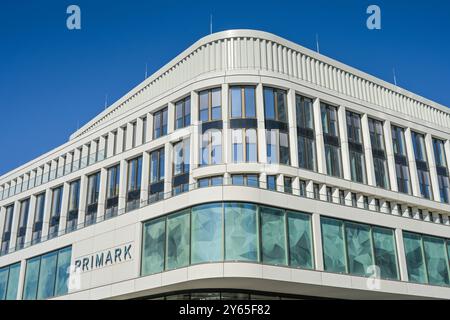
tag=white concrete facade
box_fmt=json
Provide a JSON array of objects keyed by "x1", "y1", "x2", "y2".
[{"x1": 0, "y1": 30, "x2": 449, "y2": 300}]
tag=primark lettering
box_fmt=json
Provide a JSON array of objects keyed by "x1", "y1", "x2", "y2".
[{"x1": 74, "y1": 244, "x2": 132, "y2": 272}]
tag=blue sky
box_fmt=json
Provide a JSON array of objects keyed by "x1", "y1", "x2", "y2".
[{"x1": 0, "y1": 0, "x2": 449, "y2": 176}]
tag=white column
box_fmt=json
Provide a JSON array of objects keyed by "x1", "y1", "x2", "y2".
[
  {"x1": 16, "y1": 260, "x2": 27, "y2": 300},
  {"x1": 332, "y1": 188, "x2": 340, "y2": 204},
  {"x1": 140, "y1": 152, "x2": 150, "y2": 204},
  {"x1": 192, "y1": 91, "x2": 200, "y2": 168},
  {"x1": 383, "y1": 120, "x2": 398, "y2": 192},
  {"x1": 292, "y1": 177, "x2": 301, "y2": 196},
  {"x1": 345, "y1": 191, "x2": 353, "y2": 206},
  {"x1": 312, "y1": 213, "x2": 324, "y2": 271},
  {"x1": 337, "y1": 105, "x2": 351, "y2": 180},
  {"x1": 97, "y1": 168, "x2": 108, "y2": 221},
  {"x1": 361, "y1": 114, "x2": 376, "y2": 186},
  {"x1": 404, "y1": 128, "x2": 420, "y2": 197},
  {"x1": 146, "y1": 113, "x2": 154, "y2": 143},
  {"x1": 126, "y1": 122, "x2": 134, "y2": 151},
  {"x1": 41, "y1": 189, "x2": 53, "y2": 240},
  {"x1": 164, "y1": 142, "x2": 173, "y2": 197},
  {"x1": 287, "y1": 89, "x2": 298, "y2": 167},
  {"x1": 77, "y1": 175, "x2": 88, "y2": 226},
  {"x1": 107, "y1": 132, "x2": 116, "y2": 158},
  {"x1": 65, "y1": 152, "x2": 73, "y2": 175},
  {"x1": 425, "y1": 134, "x2": 440, "y2": 201},
  {"x1": 58, "y1": 182, "x2": 70, "y2": 235},
  {"x1": 117, "y1": 126, "x2": 125, "y2": 154},
  {"x1": 306, "y1": 180, "x2": 315, "y2": 199},
  {"x1": 167, "y1": 102, "x2": 175, "y2": 135},
  {"x1": 256, "y1": 84, "x2": 267, "y2": 164},
  {"x1": 118, "y1": 159, "x2": 128, "y2": 213},
  {"x1": 313, "y1": 98, "x2": 326, "y2": 174},
  {"x1": 395, "y1": 229, "x2": 409, "y2": 282},
  {"x1": 136, "y1": 117, "x2": 144, "y2": 147},
  {"x1": 319, "y1": 184, "x2": 328, "y2": 201}
]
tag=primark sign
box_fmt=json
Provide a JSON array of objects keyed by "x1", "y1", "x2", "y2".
[{"x1": 74, "y1": 243, "x2": 133, "y2": 272}]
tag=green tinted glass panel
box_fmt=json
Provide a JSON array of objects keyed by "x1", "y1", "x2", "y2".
[
  {"x1": 224, "y1": 203, "x2": 258, "y2": 262},
  {"x1": 55, "y1": 247, "x2": 72, "y2": 296},
  {"x1": 403, "y1": 232, "x2": 427, "y2": 284},
  {"x1": 0, "y1": 267, "x2": 8, "y2": 300},
  {"x1": 5, "y1": 263, "x2": 20, "y2": 300},
  {"x1": 37, "y1": 251, "x2": 58, "y2": 300},
  {"x1": 321, "y1": 217, "x2": 346, "y2": 273},
  {"x1": 423, "y1": 236, "x2": 450, "y2": 286},
  {"x1": 260, "y1": 207, "x2": 287, "y2": 265},
  {"x1": 372, "y1": 227, "x2": 399, "y2": 280},
  {"x1": 23, "y1": 256, "x2": 41, "y2": 300},
  {"x1": 166, "y1": 210, "x2": 190, "y2": 270},
  {"x1": 287, "y1": 211, "x2": 313, "y2": 269},
  {"x1": 345, "y1": 222, "x2": 373, "y2": 276},
  {"x1": 191, "y1": 203, "x2": 223, "y2": 264},
  {"x1": 141, "y1": 218, "x2": 166, "y2": 275}
]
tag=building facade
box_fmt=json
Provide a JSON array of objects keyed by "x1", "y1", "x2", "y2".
[{"x1": 0, "y1": 30, "x2": 449, "y2": 300}]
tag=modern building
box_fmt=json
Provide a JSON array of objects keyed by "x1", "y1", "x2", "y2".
[{"x1": 0, "y1": 29, "x2": 449, "y2": 300}]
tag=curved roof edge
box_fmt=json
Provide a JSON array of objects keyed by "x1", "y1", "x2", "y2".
[{"x1": 69, "y1": 29, "x2": 450, "y2": 141}]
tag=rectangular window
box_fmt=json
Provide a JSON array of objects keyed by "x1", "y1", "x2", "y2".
[
  {"x1": 326, "y1": 187, "x2": 332, "y2": 202},
  {"x1": 412, "y1": 132, "x2": 432, "y2": 199},
  {"x1": 433, "y1": 138, "x2": 449, "y2": 203},
  {"x1": 321, "y1": 103, "x2": 342, "y2": 178},
  {"x1": 1, "y1": 205, "x2": 14, "y2": 255},
  {"x1": 105, "y1": 165, "x2": 120, "y2": 218},
  {"x1": 86, "y1": 172, "x2": 100, "y2": 226},
  {"x1": 32, "y1": 193, "x2": 45, "y2": 245},
  {"x1": 198, "y1": 176, "x2": 223, "y2": 188},
  {"x1": 264, "y1": 87, "x2": 287, "y2": 122},
  {"x1": 166, "y1": 210, "x2": 190, "y2": 270},
  {"x1": 141, "y1": 217, "x2": 166, "y2": 276},
  {"x1": 230, "y1": 86, "x2": 256, "y2": 118},
  {"x1": 267, "y1": 175, "x2": 277, "y2": 191},
  {"x1": 368, "y1": 118, "x2": 389, "y2": 189},
  {"x1": 16, "y1": 199, "x2": 30, "y2": 250},
  {"x1": 200, "y1": 129, "x2": 222, "y2": 166},
  {"x1": 322, "y1": 217, "x2": 399, "y2": 280},
  {"x1": 347, "y1": 111, "x2": 366, "y2": 183},
  {"x1": 284, "y1": 176, "x2": 293, "y2": 194},
  {"x1": 313, "y1": 183, "x2": 320, "y2": 200},
  {"x1": 0, "y1": 263, "x2": 20, "y2": 300},
  {"x1": 296, "y1": 95, "x2": 316, "y2": 171},
  {"x1": 67, "y1": 179, "x2": 80, "y2": 232},
  {"x1": 260, "y1": 206, "x2": 287, "y2": 265},
  {"x1": 199, "y1": 88, "x2": 221, "y2": 122},
  {"x1": 225, "y1": 203, "x2": 258, "y2": 262},
  {"x1": 191, "y1": 203, "x2": 223, "y2": 264},
  {"x1": 299, "y1": 180, "x2": 306, "y2": 197},
  {"x1": 172, "y1": 138, "x2": 190, "y2": 195},
  {"x1": 392, "y1": 126, "x2": 411, "y2": 194},
  {"x1": 339, "y1": 190, "x2": 346, "y2": 205},
  {"x1": 149, "y1": 148, "x2": 165, "y2": 203},
  {"x1": 49, "y1": 186, "x2": 63, "y2": 239},
  {"x1": 404, "y1": 232, "x2": 450, "y2": 286},
  {"x1": 153, "y1": 107, "x2": 168, "y2": 139},
  {"x1": 23, "y1": 246, "x2": 72, "y2": 300},
  {"x1": 126, "y1": 156, "x2": 142, "y2": 212},
  {"x1": 175, "y1": 96, "x2": 191, "y2": 130},
  {"x1": 266, "y1": 129, "x2": 290, "y2": 165},
  {"x1": 231, "y1": 128, "x2": 257, "y2": 163},
  {"x1": 231, "y1": 174, "x2": 259, "y2": 188}
]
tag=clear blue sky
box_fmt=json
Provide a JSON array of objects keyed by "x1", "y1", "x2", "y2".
[{"x1": 1, "y1": 0, "x2": 449, "y2": 176}]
